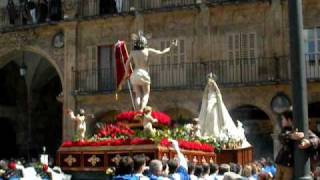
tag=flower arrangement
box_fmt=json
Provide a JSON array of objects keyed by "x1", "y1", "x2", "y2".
[
  {"x1": 61, "y1": 138, "x2": 154, "y2": 147},
  {"x1": 214, "y1": 129, "x2": 243, "y2": 150},
  {"x1": 97, "y1": 122, "x2": 135, "y2": 138},
  {"x1": 116, "y1": 111, "x2": 172, "y2": 126},
  {"x1": 160, "y1": 138, "x2": 214, "y2": 152},
  {"x1": 62, "y1": 124, "x2": 216, "y2": 152}
]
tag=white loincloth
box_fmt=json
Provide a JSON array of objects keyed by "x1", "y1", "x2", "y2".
[{"x1": 130, "y1": 68, "x2": 151, "y2": 86}]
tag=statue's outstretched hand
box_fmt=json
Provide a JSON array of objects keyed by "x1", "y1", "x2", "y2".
[{"x1": 170, "y1": 40, "x2": 178, "y2": 47}]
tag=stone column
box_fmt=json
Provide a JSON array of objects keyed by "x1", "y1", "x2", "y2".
[
  {"x1": 130, "y1": 12, "x2": 144, "y2": 35},
  {"x1": 270, "y1": 0, "x2": 286, "y2": 56},
  {"x1": 272, "y1": 115, "x2": 281, "y2": 159},
  {"x1": 62, "y1": 22, "x2": 77, "y2": 141},
  {"x1": 194, "y1": 4, "x2": 211, "y2": 62}
]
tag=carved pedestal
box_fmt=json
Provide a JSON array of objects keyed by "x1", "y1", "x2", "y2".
[
  {"x1": 57, "y1": 144, "x2": 216, "y2": 172},
  {"x1": 216, "y1": 146, "x2": 254, "y2": 166}
]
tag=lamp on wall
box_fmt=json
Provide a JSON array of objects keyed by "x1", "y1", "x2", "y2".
[{"x1": 20, "y1": 52, "x2": 27, "y2": 77}]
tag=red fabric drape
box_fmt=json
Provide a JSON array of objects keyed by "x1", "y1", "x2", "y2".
[{"x1": 114, "y1": 41, "x2": 131, "y2": 91}]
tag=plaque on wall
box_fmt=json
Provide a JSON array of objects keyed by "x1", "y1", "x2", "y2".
[{"x1": 52, "y1": 32, "x2": 64, "y2": 48}]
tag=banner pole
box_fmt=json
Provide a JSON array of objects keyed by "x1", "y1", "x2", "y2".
[{"x1": 118, "y1": 42, "x2": 136, "y2": 111}]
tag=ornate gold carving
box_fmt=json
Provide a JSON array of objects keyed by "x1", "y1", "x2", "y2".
[
  {"x1": 64, "y1": 155, "x2": 77, "y2": 166},
  {"x1": 201, "y1": 156, "x2": 206, "y2": 163},
  {"x1": 88, "y1": 155, "x2": 101, "y2": 167},
  {"x1": 209, "y1": 157, "x2": 214, "y2": 163},
  {"x1": 193, "y1": 156, "x2": 198, "y2": 163}
]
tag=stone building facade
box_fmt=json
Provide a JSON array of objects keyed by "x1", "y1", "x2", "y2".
[{"x1": 0, "y1": 0, "x2": 320, "y2": 158}]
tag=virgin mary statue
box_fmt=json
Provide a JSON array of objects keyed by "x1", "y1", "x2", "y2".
[{"x1": 199, "y1": 73, "x2": 239, "y2": 138}]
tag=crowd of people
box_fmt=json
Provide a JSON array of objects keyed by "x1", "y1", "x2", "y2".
[
  {"x1": 110, "y1": 109, "x2": 320, "y2": 180},
  {"x1": 110, "y1": 149, "x2": 319, "y2": 180},
  {"x1": 0, "y1": 157, "x2": 70, "y2": 180}
]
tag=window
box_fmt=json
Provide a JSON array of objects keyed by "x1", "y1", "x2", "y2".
[
  {"x1": 304, "y1": 27, "x2": 320, "y2": 65},
  {"x1": 227, "y1": 32, "x2": 257, "y2": 65},
  {"x1": 83, "y1": 45, "x2": 115, "y2": 91},
  {"x1": 98, "y1": 45, "x2": 115, "y2": 90}
]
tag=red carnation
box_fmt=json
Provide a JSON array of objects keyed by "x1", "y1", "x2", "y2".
[
  {"x1": 43, "y1": 164, "x2": 49, "y2": 172},
  {"x1": 8, "y1": 162, "x2": 16, "y2": 170}
]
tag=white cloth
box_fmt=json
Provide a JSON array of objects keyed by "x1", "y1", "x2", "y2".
[
  {"x1": 130, "y1": 68, "x2": 151, "y2": 86},
  {"x1": 115, "y1": 0, "x2": 123, "y2": 12},
  {"x1": 199, "y1": 79, "x2": 238, "y2": 138}
]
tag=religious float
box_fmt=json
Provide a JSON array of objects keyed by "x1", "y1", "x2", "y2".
[
  {"x1": 57, "y1": 108, "x2": 253, "y2": 172},
  {"x1": 57, "y1": 34, "x2": 253, "y2": 173}
]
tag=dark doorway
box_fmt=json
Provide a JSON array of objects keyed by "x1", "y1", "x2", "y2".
[
  {"x1": 0, "y1": 118, "x2": 17, "y2": 159},
  {"x1": 230, "y1": 105, "x2": 273, "y2": 159},
  {"x1": 31, "y1": 75, "x2": 62, "y2": 157},
  {"x1": 0, "y1": 51, "x2": 63, "y2": 160}
]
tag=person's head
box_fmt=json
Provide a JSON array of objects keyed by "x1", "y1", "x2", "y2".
[
  {"x1": 258, "y1": 172, "x2": 272, "y2": 180},
  {"x1": 266, "y1": 157, "x2": 274, "y2": 166},
  {"x1": 115, "y1": 156, "x2": 133, "y2": 175},
  {"x1": 209, "y1": 163, "x2": 218, "y2": 175},
  {"x1": 223, "y1": 172, "x2": 242, "y2": 180},
  {"x1": 161, "y1": 161, "x2": 169, "y2": 177},
  {"x1": 79, "y1": 108, "x2": 85, "y2": 116},
  {"x1": 194, "y1": 165, "x2": 203, "y2": 177},
  {"x1": 192, "y1": 118, "x2": 199, "y2": 125},
  {"x1": 218, "y1": 164, "x2": 230, "y2": 175},
  {"x1": 167, "y1": 159, "x2": 178, "y2": 174},
  {"x1": 133, "y1": 32, "x2": 148, "y2": 50},
  {"x1": 241, "y1": 165, "x2": 252, "y2": 177},
  {"x1": 314, "y1": 166, "x2": 320, "y2": 177},
  {"x1": 133, "y1": 154, "x2": 146, "y2": 173},
  {"x1": 281, "y1": 110, "x2": 293, "y2": 128},
  {"x1": 143, "y1": 106, "x2": 152, "y2": 114},
  {"x1": 202, "y1": 163, "x2": 210, "y2": 175},
  {"x1": 149, "y1": 159, "x2": 163, "y2": 176},
  {"x1": 0, "y1": 160, "x2": 8, "y2": 170},
  {"x1": 250, "y1": 163, "x2": 258, "y2": 176},
  {"x1": 259, "y1": 157, "x2": 266, "y2": 167},
  {"x1": 229, "y1": 163, "x2": 241, "y2": 174},
  {"x1": 188, "y1": 162, "x2": 196, "y2": 175}
]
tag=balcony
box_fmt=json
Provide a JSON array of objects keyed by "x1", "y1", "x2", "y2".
[
  {"x1": 79, "y1": 0, "x2": 198, "y2": 17},
  {"x1": 0, "y1": 0, "x2": 270, "y2": 30},
  {"x1": 70, "y1": 56, "x2": 294, "y2": 95},
  {"x1": 0, "y1": 1, "x2": 62, "y2": 32},
  {"x1": 73, "y1": 56, "x2": 320, "y2": 95},
  {"x1": 79, "y1": 0, "x2": 270, "y2": 18}
]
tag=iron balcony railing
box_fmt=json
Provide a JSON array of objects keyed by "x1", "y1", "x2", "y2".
[
  {"x1": 79, "y1": 0, "x2": 198, "y2": 17},
  {"x1": 78, "y1": 0, "x2": 270, "y2": 17},
  {"x1": 74, "y1": 56, "x2": 320, "y2": 95},
  {"x1": 0, "y1": 0, "x2": 269, "y2": 29},
  {"x1": 72, "y1": 56, "x2": 299, "y2": 94}
]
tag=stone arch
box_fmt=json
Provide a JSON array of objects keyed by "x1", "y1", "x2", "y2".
[
  {"x1": 230, "y1": 104, "x2": 274, "y2": 159},
  {"x1": 228, "y1": 101, "x2": 276, "y2": 124},
  {"x1": 0, "y1": 46, "x2": 64, "y2": 87},
  {"x1": 0, "y1": 48, "x2": 63, "y2": 158},
  {"x1": 163, "y1": 107, "x2": 195, "y2": 126}
]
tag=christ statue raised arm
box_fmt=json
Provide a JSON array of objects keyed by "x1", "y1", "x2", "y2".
[{"x1": 125, "y1": 32, "x2": 177, "y2": 111}]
